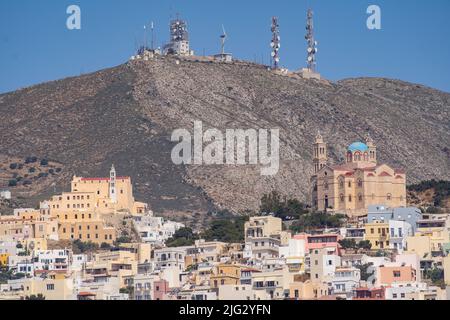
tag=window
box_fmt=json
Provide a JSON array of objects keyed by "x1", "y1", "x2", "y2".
[
  {"x1": 358, "y1": 194, "x2": 363, "y2": 202},
  {"x1": 340, "y1": 194, "x2": 344, "y2": 202},
  {"x1": 387, "y1": 194, "x2": 392, "y2": 201},
  {"x1": 348, "y1": 195, "x2": 352, "y2": 202},
  {"x1": 46, "y1": 284, "x2": 55, "y2": 291},
  {"x1": 393, "y1": 293, "x2": 397, "y2": 299},
  {"x1": 357, "y1": 179, "x2": 363, "y2": 188},
  {"x1": 393, "y1": 271, "x2": 401, "y2": 278}
]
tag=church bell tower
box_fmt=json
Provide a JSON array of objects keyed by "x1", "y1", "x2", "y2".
[
  {"x1": 365, "y1": 133, "x2": 377, "y2": 164},
  {"x1": 109, "y1": 164, "x2": 117, "y2": 204},
  {"x1": 313, "y1": 131, "x2": 328, "y2": 174}
]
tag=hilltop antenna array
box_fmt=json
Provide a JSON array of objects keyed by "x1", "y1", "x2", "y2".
[
  {"x1": 305, "y1": 9, "x2": 318, "y2": 72},
  {"x1": 270, "y1": 17, "x2": 281, "y2": 69}
]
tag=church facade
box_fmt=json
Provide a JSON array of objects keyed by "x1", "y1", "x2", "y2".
[{"x1": 311, "y1": 133, "x2": 407, "y2": 217}]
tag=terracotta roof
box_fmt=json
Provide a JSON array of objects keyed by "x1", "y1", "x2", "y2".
[{"x1": 367, "y1": 173, "x2": 375, "y2": 177}]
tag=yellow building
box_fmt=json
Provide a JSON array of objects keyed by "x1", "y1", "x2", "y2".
[
  {"x1": 16, "y1": 271, "x2": 74, "y2": 300},
  {"x1": 44, "y1": 165, "x2": 147, "y2": 216},
  {"x1": 406, "y1": 235, "x2": 431, "y2": 258},
  {"x1": 210, "y1": 264, "x2": 242, "y2": 288},
  {"x1": 311, "y1": 133, "x2": 406, "y2": 217},
  {"x1": 0, "y1": 253, "x2": 9, "y2": 266},
  {"x1": 364, "y1": 220, "x2": 390, "y2": 250},
  {"x1": 57, "y1": 211, "x2": 116, "y2": 245},
  {"x1": 289, "y1": 279, "x2": 330, "y2": 300},
  {"x1": 0, "y1": 209, "x2": 58, "y2": 241}
]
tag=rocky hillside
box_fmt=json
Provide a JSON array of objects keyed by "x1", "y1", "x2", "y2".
[{"x1": 0, "y1": 55, "x2": 449, "y2": 222}]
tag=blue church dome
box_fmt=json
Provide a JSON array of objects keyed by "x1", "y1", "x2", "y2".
[{"x1": 348, "y1": 142, "x2": 369, "y2": 152}]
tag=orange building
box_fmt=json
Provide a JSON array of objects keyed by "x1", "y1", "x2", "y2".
[{"x1": 377, "y1": 265, "x2": 416, "y2": 287}]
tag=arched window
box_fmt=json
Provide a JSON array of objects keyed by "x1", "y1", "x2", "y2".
[
  {"x1": 348, "y1": 195, "x2": 352, "y2": 202},
  {"x1": 357, "y1": 179, "x2": 363, "y2": 188},
  {"x1": 339, "y1": 178, "x2": 344, "y2": 188},
  {"x1": 340, "y1": 194, "x2": 344, "y2": 202},
  {"x1": 364, "y1": 152, "x2": 368, "y2": 161},
  {"x1": 358, "y1": 194, "x2": 363, "y2": 202},
  {"x1": 347, "y1": 152, "x2": 353, "y2": 163},
  {"x1": 324, "y1": 179, "x2": 329, "y2": 190},
  {"x1": 387, "y1": 194, "x2": 392, "y2": 201}
]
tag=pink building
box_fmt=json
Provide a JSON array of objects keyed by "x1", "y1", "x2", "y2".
[
  {"x1": 377, "y1": 266, "x2": 416, "y2": 286},
  {"x1": 153, "y1": 279, "x2": 170, "y2": 300},
  {"x1": 293, "y1": 233, "x2": 342, "y2": 253}
]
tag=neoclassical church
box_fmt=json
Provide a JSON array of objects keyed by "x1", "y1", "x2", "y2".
[{"x1": 311, "y1": 132, "x2": 407, "y2": 217}]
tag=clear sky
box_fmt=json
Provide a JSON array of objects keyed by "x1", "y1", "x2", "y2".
[{"x1": 1, "y1": 0, "x2": 449, "y2": 94}]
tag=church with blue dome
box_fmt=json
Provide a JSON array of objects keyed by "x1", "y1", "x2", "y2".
[{"x1": 311, "y1": 132, "x2": 406, "y2": 217}]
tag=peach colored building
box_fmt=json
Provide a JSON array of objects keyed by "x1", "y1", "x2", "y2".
[
  {"x1": 376, "y1": 265, "x2": 416, "y2": 287},
  {"x1": 311, "y1": 133, "x2": 406, "y2": 217}
]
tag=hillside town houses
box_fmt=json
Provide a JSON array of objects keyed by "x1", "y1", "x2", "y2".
[{"x1": 1, "y1": 136, "x2": 450, "y2": 301}]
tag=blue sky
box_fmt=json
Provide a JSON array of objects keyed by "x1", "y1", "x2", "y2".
[{"x1": 0, "y1": 0, "x2": 449, "y2": 94}]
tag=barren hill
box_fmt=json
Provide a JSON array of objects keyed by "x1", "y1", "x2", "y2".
[{"x1": 0, "y1": 56, "x2": 449, "y2": 224}]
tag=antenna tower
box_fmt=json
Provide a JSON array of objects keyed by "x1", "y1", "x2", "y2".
[
  {"x1": 305, "y1": 9, "x2": 318, "y2": 72},
  {"x1": 270, "y1": 17, "x2": 280, "y2": 69}
]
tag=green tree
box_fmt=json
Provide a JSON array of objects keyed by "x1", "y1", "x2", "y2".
[
  {"x1": 260, "y1": 192, "x2": 308, "y2": 220},
  {"x1": 426, "y1": 268, "x2": 444, "y2": 286},
  {"x1": 338, "y1": 239, "x2": 357, "y2": 250},
  {"x1": 290, "y1": 213, "x2": 347, "y2": 233},
  {"x1": 358, "y1": 240, "x2": 372, "y2": 250},
  {"x1": 166, "y1": 227, "x2": 198, "y2": 247},
  {"x1": 201, "y1": 216, "x2": 248, "y2": 243},
  {"x1": 356, "y1": 263, "x2": 375, "y2": 282}
]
